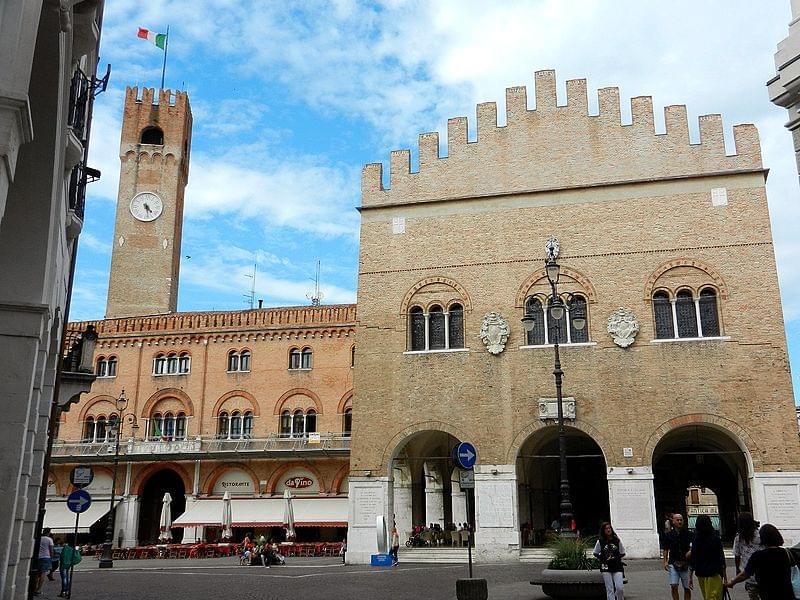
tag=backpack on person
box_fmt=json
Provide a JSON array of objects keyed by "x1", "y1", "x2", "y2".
[{"x1": 787, "y1": 548, "x2": 800, "y2": 599}]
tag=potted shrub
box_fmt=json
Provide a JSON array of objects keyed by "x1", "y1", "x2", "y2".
[{"x1": 530, "y1": 535, "x2": 605, "y2": 599}]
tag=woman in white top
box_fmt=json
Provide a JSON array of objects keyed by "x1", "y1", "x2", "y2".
[{"x1": 732, "y1": 513, "x2": 762, "y2": 600}]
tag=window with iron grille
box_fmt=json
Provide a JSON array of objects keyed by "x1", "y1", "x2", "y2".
[
  {"x1": 410, "y1": 307, "x2": 425, "y2": 350},
  {"x1": 568, "y1": 295, "x2": 589, "y2": 343},
  {"x1": 548, "y1": 299, "x2": 568, "y2": 344},
  {"x1": 676, "y1": 291, "x2": 698, "y2": 338},
  {"x1": 525, "y1": 297, "x2": 546, "y2": 345},
  {"x1": 698, "y1": 289, "x2": 720, "y2": 337},
  {"x1": 653, "y1": 292, "x2": 674, "y2": 339},
  {"x1": 448, "y1": 304, "x2": 464, "y2": 349},
  {"x1": 429, "y1": 306, "x2": 446, "y2": 349}
]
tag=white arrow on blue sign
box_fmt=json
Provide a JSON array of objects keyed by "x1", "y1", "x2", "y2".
[
  {"x1": 66, "y1": 489, "x2": 92, "y2": 514},
  {"x1": 453, "y1": 441, "x2": 477, "y2": 470}
]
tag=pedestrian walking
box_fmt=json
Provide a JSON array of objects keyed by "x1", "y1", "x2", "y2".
[
  {"x1": 688, "y1": 515, "x2": 726, "y2": 600},
  {"x1": 33, "y1": 528, "x2": 54, "y2": 596},
  {"x1": 732, "y1": 512, "x2": 762, "y2": 600},
  {"x1": 727, "y1": 524, "x2": 800, "y2": 600},
  {"x1": 593, "y1": 522, "x2": 626, "y2": 600},
  {"x1": 339, "y1": 539, "x2": 347, "y2": 564},
  {"x1": 663, "y1": 513, "x2": 693, "y2": 600},
  {"x1": 389, "y1": 526, "x2": 400, "y2": 566},
  {"x1": 58, "y1": 539, "x2": 82, "y2": 598}
]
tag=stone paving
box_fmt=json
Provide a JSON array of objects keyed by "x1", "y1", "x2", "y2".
[{"x1": 38, "y1": 557, "x2": 751, "y2": 600}]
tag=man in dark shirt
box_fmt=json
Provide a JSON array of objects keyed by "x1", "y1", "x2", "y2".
[{"x1": 663, "y1": 514, "x2": 694, "y2": 600}]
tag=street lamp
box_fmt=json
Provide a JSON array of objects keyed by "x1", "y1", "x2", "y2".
[
  {"x1": 522, "y1": 252, "x2": 586, "y2": 535},
  {"x1": 98, "y1": 389, "x2": 127, "y2": 568}
]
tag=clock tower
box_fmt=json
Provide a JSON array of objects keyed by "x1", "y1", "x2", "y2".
[{"x1": 105, "y1": 87, "x2": 192, "y2": 318}]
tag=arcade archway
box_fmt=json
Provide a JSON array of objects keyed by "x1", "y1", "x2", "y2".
[
  {"x1": 390, "y1": 430, "x2": 471, "y2": 541},
  {"x1": 517, "y1": 426, "x2": 609, "y2": 546},
  {"x1": 137, "y1": 469, "x2": 186, "y2": 544},
  {"x1": 652, "y1": 424, "x2": 751, "y2": 543}
]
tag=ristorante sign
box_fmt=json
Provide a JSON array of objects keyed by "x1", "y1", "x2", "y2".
[
  {"x1": 285, "y1": 476, "x2": 314, "y2": 490},
  {"x1": 212, "y1": 469, "x2": 255, "y2": 495}
]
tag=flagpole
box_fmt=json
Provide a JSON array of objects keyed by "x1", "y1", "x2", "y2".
[{"x1": 160, "y1": 25, "x2": 169, "y2": 90}]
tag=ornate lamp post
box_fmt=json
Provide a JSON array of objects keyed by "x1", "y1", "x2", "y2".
[
  {"x1": 98, "y1": 389, "x2": 127, "y2": 568},
  {"x1": 521, "y1": 240, "x2": 586, "y2": 535}
]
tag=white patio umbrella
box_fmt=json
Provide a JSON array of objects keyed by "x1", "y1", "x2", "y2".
[
  {"x1": 283, "y1": 488, "x2": 296, "y2": 541},
  {"x1": 221, "y1": 491, "x2": 233, "y2": 541},
  {"x1": 158, "y1": 492, "x2": 173, "y2": 542}
]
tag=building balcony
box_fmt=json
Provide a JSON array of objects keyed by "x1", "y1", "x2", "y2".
[{"x1": 50, "y1": 433, "x2": 351, "y2": 463}]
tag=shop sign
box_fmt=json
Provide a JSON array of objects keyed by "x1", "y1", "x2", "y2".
[
  {"x1": 687, "y1": 505, "x2": 718, "y2": 516},
  {"x1": 213, "y1": 469, "x2": 255, "y2": 495},
  {"x1": 285, "y1": 476, "x2": 314, "y2": 490}
]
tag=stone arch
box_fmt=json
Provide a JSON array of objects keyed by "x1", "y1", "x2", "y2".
[
  {"x1": 515, "y1": 266, "x2": 597, "y2": 308},
  {"x1": 203, "y1": 462, "x2": 260, "y2": 496},
  {"x1": 644, "y1": 258, "x2": 729, "y2": 301},
  {"x1": 337, "y1": 390, "x2": 353, "y2": 415},
  {"x1": 506, "y1": 418, "x2": 614, "y2": 466},
  {"x1": 141, "y1": 388, "x2": 195, "y2": 418},
  {"x1": 273, "y1": 388, "x2": 323, "y2": 415},
  {"x1": 400, "y1": 275, "x2": 472, "y2": 315},
  {"x1": 330, "y1": 463, "x2": 350, "y2": 494},
  {"x1": 78, "y1": 395, "x2": 119, "y2": 423},
  {"x1": 132, "y1": 462, "x2": 193, "y2": 496},
  {"x1": 380, "y1": 420, "x2": 469, "y2": 474},
  {"x1": 643, "y1": 413, "x2": 760, "y2": 474},
  {"x1": 265, "y1": 461, "x2": 327, "y2": 494},
  {"x1": 47, "y1": 472, "x2": 61, "y2": 496},
  {"x1": 212, "y1": 390, "x2": 261, "y2": 417}
]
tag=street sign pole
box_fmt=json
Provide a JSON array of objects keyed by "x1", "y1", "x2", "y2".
[
  {"x1": 68, "y1": 510, "x2": 80, "y2": 599},
  {"x1": 466, "y1": 490, "x2": 472, "y2": 579}
]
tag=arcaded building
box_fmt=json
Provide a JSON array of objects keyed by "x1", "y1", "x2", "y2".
[
  {"x1": 46, "y1": 88, "x2": 355, "y2": 546},
  {"x1": 347, "y1": 70, "x2": 800, "y2": 563}
]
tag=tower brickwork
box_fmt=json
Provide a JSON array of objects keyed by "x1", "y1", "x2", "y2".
[{"x1": 105, "y1": 86, "x2": 192, "y2": 318}]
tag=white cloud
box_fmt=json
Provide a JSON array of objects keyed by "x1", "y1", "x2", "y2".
[{"x1": 89, "y1": 0, "x2": 800, "y2": 323}]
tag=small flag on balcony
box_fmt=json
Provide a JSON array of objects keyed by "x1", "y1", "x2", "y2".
[{"x1": 137, "y1": 27, "x2": 167, "y2": 50}]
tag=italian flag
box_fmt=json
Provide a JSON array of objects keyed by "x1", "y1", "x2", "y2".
[{"x1": 137, "y1": 27, "x2": 167, "y2": 50}]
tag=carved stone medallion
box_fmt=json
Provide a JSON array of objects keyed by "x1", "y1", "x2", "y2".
[
  {"x1": 478, "y1": 312, "x2": 510, "y2": 355},
  {"x1": 607, "y1": 307, "x2": 640, "y2": 348},
  {"x1": 545, "y1": 236, "x2": 560, "y2": 260}
]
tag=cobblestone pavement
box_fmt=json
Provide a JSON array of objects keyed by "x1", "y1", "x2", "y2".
[{"x1": 39, "y1": 558, "x2": 750, "y2": 600}]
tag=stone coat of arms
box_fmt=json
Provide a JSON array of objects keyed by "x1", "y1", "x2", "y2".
[
  {"x1": 607, "y1": 307, "x2": 640, "y2": 348},
  {"x1": 479, "y1": 312, "x2": 510, "y2": 355}
]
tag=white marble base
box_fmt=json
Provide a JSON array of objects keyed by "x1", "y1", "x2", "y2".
[
  {"x1": 346, "y1": 477, "x2": 391, "y2": 564},
  {"x1": 606, "y1": 466, "x2": 661, "y2": 558},
  {"x1": 474, "y1": 464, "x2": 520, "y2": 562},
  {"x1": 751, "y1": 471, "x2": 800, "y2": 547},
  {"x1": 393, "y1": 485, "x2": 413, "y2": 538}
]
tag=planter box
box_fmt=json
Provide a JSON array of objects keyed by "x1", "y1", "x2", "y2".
[{"x1": 530, "y1": 568, "x2": 605, "y2": 599}]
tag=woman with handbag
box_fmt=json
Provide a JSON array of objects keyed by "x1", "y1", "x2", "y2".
[
  {"x1": 726, "y1": 524, "x2": 798, "y2": 600},
  {"x1": 688, "y1": 515, "x2": 727, "y2": 600},
  {"x1": 593, "y1": 522, "x2": 626, "y2": 600}
]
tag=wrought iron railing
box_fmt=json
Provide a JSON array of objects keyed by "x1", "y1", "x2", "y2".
[
  {"x1": 67, "y1": 68, "x2": 91, "y2": 141},
  {"x1": 51, "y1": 433, "x2": 351, "y2": 458}
]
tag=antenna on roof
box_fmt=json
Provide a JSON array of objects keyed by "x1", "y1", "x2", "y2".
[
  {"x1": 306, "y1": 260, "x2": 323, "y2": 306},
  {"x1": 243, "y1": 255, "x2": 257, "y2": 310}
]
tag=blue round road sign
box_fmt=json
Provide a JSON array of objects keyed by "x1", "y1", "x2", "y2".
[
  {"x1": 453, "y1": 441, "x2": 477, "y2": 470},
  {"x1": 66, "y1": 489, "x2": 92, "y2": 514}
]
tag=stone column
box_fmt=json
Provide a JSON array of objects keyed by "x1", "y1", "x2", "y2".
[
  {"x1": 346, "y1": 476, "x2": 391, "y2": 564},
  {"x1": 751, "y1": 471, "x2": 800, "y2": 547},
  {"x1": 450, "y1": 469, "x2": 467, "y2": 526},
  {"x1": 474, "y1": 464, "x2": 519, "y2": 562},
  {"x1": 118, "y1": 496, "x2": 140, "y2": 548},
  {"x1": 391, "y1": 463, "x2": 413, "y2": 539},
  {"x1": 423, "y1": 461, "x2": 444, "y2": 528},
  {"x1": 606, "y1": 466, "x2": 660, "y2": 558}
]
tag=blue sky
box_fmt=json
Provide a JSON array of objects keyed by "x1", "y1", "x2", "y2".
[{"x1": 71, "y1": 1, "x2": 800, "y2": 402}]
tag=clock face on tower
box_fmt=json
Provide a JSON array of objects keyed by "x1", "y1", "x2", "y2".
[{"x1": 129, "y1": 192, "x2": 164, "y2": 222}]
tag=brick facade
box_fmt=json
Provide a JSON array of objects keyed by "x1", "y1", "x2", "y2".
[{"x1": 347, "y1": 70, "x2": 800, "y2": 562}]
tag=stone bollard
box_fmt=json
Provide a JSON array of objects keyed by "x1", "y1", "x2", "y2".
[{"x1": 456, "y1": 578, "x2": 488, "y2": 600}]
